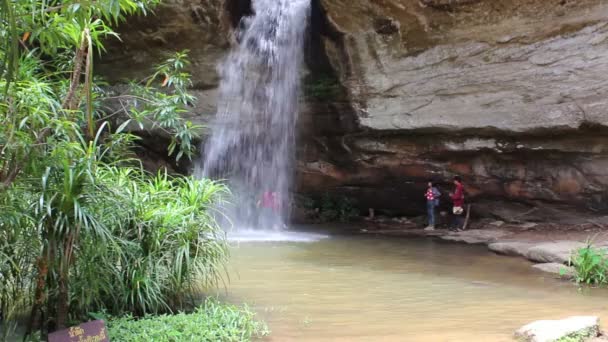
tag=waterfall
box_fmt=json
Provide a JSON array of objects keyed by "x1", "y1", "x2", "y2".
[{"x1": 195, "y1": 0, "x2": 310, "y2": 231}]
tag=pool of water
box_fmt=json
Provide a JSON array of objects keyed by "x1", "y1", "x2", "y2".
[{"x1": 218, "y1": 228, "x2": 608, "y2": 341}]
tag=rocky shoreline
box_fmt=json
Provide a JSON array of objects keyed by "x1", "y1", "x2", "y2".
[
  {"x1": 356, "y1": 217, "x2": 608, "y2": 279},
  {"x1": 354, "y1": 218, "x2": 608, "y2": 341}
]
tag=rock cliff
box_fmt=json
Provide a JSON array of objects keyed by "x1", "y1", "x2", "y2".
[{"x1": 97, "y1": 0, "x2": 608, "y2": 220}]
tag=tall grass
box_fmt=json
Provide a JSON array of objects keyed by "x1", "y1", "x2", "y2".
[
  {"x1": 71, "y1": 167, "x2": 230, "y2": 317},
  {"x1": 1, "y1": 159, "x2": 231, "y2": 337}
]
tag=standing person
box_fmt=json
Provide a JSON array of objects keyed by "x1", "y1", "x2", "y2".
[
  {"x1": 424, "y1": 181, "x2": 441, "y2": 231},
  {"x1": 257, "y1": 190, "x2": 275, "y2": 223},
  {"x1": 449, "y1": 176, "x2": 465, "y2": 231},
  {"x1": 257, "y1": 190, "x2": 285, "y2": 230}
]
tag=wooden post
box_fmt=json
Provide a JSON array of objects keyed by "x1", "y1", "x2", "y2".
[{"x1": 462, "y1": 204, "x2": 472, "y2": 230}]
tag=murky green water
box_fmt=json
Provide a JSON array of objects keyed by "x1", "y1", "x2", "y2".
[{"x1": 218, "y1": 229, "x2": 608, "y2": 341}]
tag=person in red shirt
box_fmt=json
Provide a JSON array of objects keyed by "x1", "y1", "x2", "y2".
[
  {"x1": 449, "y1": 176, "x2": 465, "y2": 231},
  {"x1": 257, "y1": 191, "x2": 285, "y2": 230}
]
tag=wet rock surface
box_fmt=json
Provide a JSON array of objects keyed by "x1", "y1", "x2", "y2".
[
  {"x1": 488, "y1": 242, "x2": 534, "y2": 257},
  {"x1": 525, "y1": 241, "x2": 586, "y2": 264},
  {"x1": 515, "y1": 316, "x2": 599, "y2": 342},
  {"x1": 531, "y1": 263, "x2": 575, "y2": 278}
]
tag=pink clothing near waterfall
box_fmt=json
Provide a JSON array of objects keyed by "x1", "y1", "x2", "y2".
[{"x1": 261, "y1": 191, "x2": 280, "y2": 212}]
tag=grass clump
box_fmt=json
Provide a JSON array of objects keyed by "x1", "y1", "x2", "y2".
[
  {"x1": 105, "y1": 299, "x2": 269, "y2": 342},
  {"x1": 569, "y1": 242, "x2": 608, "y2": 285}
]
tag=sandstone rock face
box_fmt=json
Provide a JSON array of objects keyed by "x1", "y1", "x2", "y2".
[
  {"x1": 319, "y1": 0, "x2": 608, "y2": 132},
  {"x1": 300, "y1": 0, "x2": 608, "y2": 217},
  {"x1": 515, "y1": 316, "x2": 599, "y2": 342},
  {"x1": 97, "y1": 0, "x2": 229, "y2": 125},
  {"x1": 97, "y1": 0, "x2": 608, "y2": 219}
]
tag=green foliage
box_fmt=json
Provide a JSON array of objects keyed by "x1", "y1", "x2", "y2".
[
  {"x1": 306, "y1": 193, "x2": 358, "y2": 222},
  {"x1": 555, "y1": 327, "x2": 598, "y2": 342},
  {"x1": 114, "y1": 50, "x2": 201, "y2": 161},
  {"x1": 569, "y1": 243, "x2": 608, "y2": 285},
  {"x1": 70, "y1": 167, "x2": 229, "y2": 317},
  {"x1": 0, "y1": 191, "x2": 37, "y2": 340},
  {"x1": 303, "y1": 74, "x2": 340, "y2": 101},
  {"x1": 105, "y1": 298, "x2": 269, "y2": 342},
  {"x1": 0, "y1": 0, "x2": 230, "y2": 339},
  {"x1": 0, "y1": 133, "x2": 230, "y2": 338}
]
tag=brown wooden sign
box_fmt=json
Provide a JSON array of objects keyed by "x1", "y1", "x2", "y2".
[{"x1": 48, "y1": 320, "x2": 109, "y2": 342}]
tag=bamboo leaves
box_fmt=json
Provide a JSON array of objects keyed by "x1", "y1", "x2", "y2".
[{"x1": 0, "y1": 0, "x2": 223, "y2": 338}]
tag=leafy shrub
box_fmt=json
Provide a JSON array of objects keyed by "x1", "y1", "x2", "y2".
[
  {"x1": 0, "y1": 0, "x2": 216, "y2": 336},
  {"x1": 105, "y1": 298, "x2": 269, "y2": 342},
  {"x1": 316, "y1": 194, "x2": 358, "y2": 222},
  {"x1": 65, "y1": 167, "x2": 230, "y2": 317},
  {"x1": 570, "y1": 243, "x2": 608, "y2": 285}
]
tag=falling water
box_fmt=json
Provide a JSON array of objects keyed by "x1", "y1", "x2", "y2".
[{"x1": 195, "y1": 0, "x2": 310, "y2": 231}]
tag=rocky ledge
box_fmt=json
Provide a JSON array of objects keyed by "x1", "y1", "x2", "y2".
[{"x1": 355, "y1": 216, "x2": 608, "y2": 278}]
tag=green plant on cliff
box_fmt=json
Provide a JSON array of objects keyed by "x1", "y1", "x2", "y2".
[
  {"x1": 569, "y1": 243, "x2": 608, "y2": 285},
  {"x1": 304, "y1": 74, "x2": 340, "y2": 101},
  {"x1": 0, "y1": 0, "x2": 232, "y2": 340},
  {"x1": 110, "y1": 49, "x2": 201, "y2": 161}
]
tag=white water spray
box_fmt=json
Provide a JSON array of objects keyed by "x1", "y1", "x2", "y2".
[{"x1": 195, "y1": 0, "x2": 310, "y2": 231}]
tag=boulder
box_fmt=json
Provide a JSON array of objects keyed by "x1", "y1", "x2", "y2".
[
  {"x1": 515, "y1": 316, "x2": 599, "y2": 342},
  {"x1": 488, "y1": 242, "x2": 533, "y2": 257},
  {"x1": 531, "y1": 263, "x2": 575, "y2": 279},
  {"x1": 525, "y1": 241, "x2": 586, "y2": 264}
]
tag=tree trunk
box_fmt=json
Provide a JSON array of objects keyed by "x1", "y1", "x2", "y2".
[
  {"x1": 55, "y1": 231, "x2": 76, "y2": 329},
  {"x1": 25, "y1": 254, "x2": 48, "y2": 338},
  {"x1": 61, "y1": 42, "x2": 87, "y2": 111},
  {"x1": 55, "y1": 277, "x2": 68, "y2": 329}
]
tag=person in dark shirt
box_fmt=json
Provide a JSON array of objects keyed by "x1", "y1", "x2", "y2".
[{"x1": 449, "y1": 176, "x2": 465, "y2": 231}]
